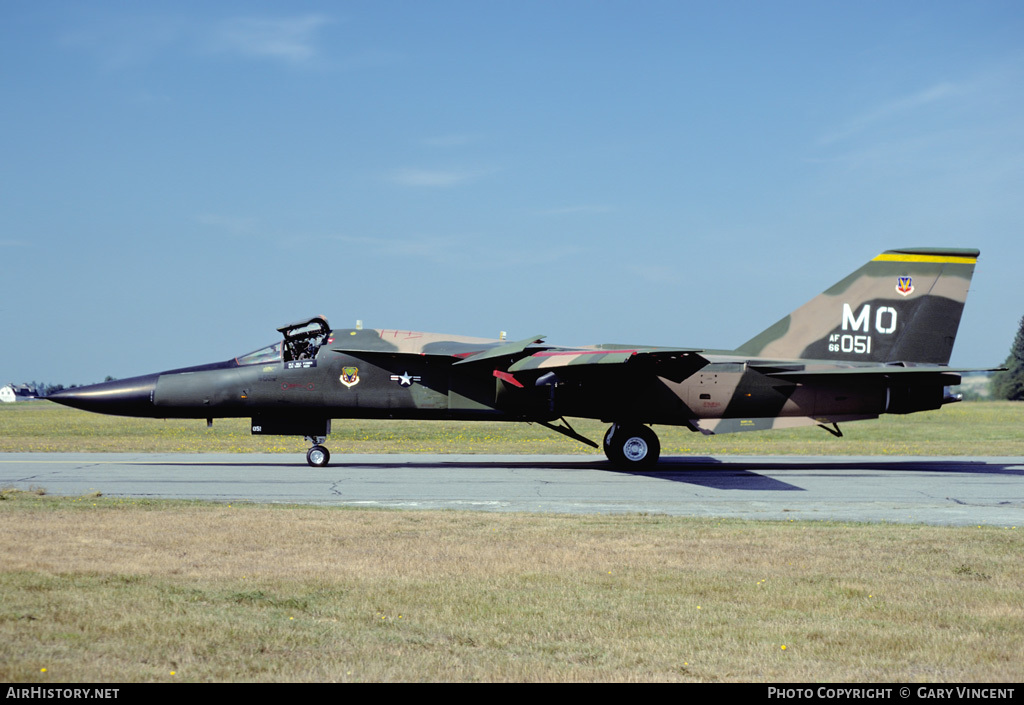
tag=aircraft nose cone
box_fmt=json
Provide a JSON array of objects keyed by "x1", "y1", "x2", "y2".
[{"x1": 46, "y1": 374, "x2": 159, "y2": 417}]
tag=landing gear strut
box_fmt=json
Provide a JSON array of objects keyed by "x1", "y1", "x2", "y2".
[
  {"x1": 305, "y1": 436, "x2": 330, "y2": 467},
  {"x1": 603, "y1": 423, "x2": 660, "y2": 468}
]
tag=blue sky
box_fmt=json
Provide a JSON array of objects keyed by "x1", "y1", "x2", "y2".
[{"x1": 3, "y1": 1, "x2": 1022, "y2": 384}]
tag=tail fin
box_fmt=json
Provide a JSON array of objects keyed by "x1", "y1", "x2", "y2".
[{"x1": 734, "y1": 248, "x2": 978, "y2": 365}]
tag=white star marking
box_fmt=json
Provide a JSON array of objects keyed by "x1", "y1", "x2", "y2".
[{"x1": 390, "y1": 371, "x2": 421, "y2": 387}]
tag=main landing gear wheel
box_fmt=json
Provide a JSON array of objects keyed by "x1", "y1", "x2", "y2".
[
  {"x1": 306, "y1": 445, "x2": 331, "y2": 467},
  {"x1": 603, "y1": 424, "x2": 660, "y2": 468}
]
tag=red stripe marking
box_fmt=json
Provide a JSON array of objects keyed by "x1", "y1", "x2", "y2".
[{"x1": 493, "y1": 370, "x2": 524, "y2": 388}]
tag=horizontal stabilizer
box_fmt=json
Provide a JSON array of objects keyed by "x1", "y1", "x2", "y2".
[{"x1": 756, "y1": 364, "x2": 976, "y2": 382}]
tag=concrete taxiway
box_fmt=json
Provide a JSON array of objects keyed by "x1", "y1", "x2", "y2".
[{"x1": 1, "y1": 453, "x2": 1022, "y2": 526}]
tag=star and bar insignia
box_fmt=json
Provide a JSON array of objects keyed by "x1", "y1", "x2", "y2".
[{"x1": 390, "y1": 371, "x2": 422, "y2": 387}]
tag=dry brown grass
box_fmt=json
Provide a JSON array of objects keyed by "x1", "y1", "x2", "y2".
[{"x1": 1, "y1": 494, "x2": 1020, "y2": 682}]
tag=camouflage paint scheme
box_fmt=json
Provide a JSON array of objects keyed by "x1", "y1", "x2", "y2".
[{"x1": 48, "y1": 248, "x2": 981, "y2": 467}]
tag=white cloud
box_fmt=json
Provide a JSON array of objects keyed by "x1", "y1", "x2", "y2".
[
  {"x1": 535, "y1": 205, "x2": 614, "y2": 216},
  {"x1": 59, "y1": 15, "x2": 187, "y2": 70},
  {"x1": 626, "y1": 264, "x2": 679, "y2": 285},
  {"x1": 331, "y1": 233, "x2": 465, "y2": 264},
  {"x1": 420, "y1": 134, "x2": 484, "y2": 148},
  {"x1": 387, "y1": 168, "x2": 490, "y2": 188},
  {"x1": 196, "y1": 214, "x2": 259, "y2": 236},
  {"x1": 331, "y1": 233, "x2": 581, "y2": 268},
  {"x1": 818, "y1": 83, "x2": 961, "y2": 146},
  {"x1": 211, "y1": 15, "x2": 333, "y2": 64},
  {"x1": 59, "y1": 13, "x2": 335, "y2": 69}
]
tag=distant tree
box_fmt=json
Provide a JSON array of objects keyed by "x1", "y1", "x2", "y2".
[{"x1": 991, "y1": 314, "x2": 1024, "y2": 401}]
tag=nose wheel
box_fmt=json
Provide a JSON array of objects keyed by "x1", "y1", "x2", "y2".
[
  {"x1": 304, "y1": 435, "x2": 331, "y2": 467},
  {"x1": 306, "y1": 445, "x2": 330, "y2": 467}
]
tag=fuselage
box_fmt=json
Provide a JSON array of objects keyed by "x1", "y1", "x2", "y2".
[{"x1": 48, "y1": 327, "x2": 959, "y2": 433}]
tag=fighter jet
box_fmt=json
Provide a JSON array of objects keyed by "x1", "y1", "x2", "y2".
[{"x1": 48, "y1": 247, "x2": 980, "y2": 467}]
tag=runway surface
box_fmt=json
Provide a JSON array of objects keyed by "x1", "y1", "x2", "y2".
[{"x1": 1, "y1": 453, "x2": 1022, "y2": 526}]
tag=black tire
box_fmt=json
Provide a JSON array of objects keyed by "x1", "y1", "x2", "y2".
[
  {"x1": 603, "y1": 425, "x2": 615, "y2": 457},
  {"x1": 306, "y1": 445, "x2": 331, "y2": 467},
  {"x1": 603, "y1": 424, "x2": 660, "y2": 468}
]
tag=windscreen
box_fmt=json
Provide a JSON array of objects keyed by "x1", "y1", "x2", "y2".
[{"x1": 236, "y1": 342, "x2": 283, "y2": 366}]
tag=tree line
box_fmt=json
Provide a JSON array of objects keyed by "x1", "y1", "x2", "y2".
[{"x1": 991, "y1": 314, "x2": 1024, "y2": 401}]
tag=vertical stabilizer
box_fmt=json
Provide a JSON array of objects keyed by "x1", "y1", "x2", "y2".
[{"x1": 733, "y1": 248, "x2": 978, "y2": 364}]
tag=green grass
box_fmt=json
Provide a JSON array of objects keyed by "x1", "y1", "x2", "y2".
[{"x1": 2, "y1": 400, "x2": 1022, "y2": 456}]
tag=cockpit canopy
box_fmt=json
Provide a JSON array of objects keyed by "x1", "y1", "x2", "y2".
[{"x1": 236, "y1": 316, "x2": 331, "y2": 366}]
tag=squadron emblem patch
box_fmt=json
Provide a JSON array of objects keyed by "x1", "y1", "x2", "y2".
[
  {"x1": 340, "y1": 367, "x2": 360, "y2": 388},
  {"x1": 896, "y1": 276, "x2": 914, "y2": 296}
]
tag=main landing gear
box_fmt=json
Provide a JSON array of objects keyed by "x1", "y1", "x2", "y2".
[
  {"x1": 305, "y1": 436, "x2": 331, "y2": 467},
  {"x1": 603, "y1": 423, "x2": 661, "y2": 468},
  {"x1": 534, "y1": 418, "x2": 663, "y2": 468}
]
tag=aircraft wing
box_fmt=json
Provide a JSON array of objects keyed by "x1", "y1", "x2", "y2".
[
  {"x1": 451, "y1": 335, "x2": 548, "y2": 366},
  {"x1": 508, "y1": 349, "x2": 639, "y2": 370},
  {"x1": 508, "y1": 347, "x2": 708, "y2": 383}
]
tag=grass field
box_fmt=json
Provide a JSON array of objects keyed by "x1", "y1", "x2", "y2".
[
  {"x1": 1, "y1": 401, "x2": 1021, "y2": 682},
  {"x1": 2, "y1": 400, "x2": 1023, "y2": 456},
  {"x1": 0, "y1": 491, "x2": 1020, "y2": 683}
]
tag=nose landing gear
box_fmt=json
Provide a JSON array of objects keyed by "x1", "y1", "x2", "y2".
[{"x1": 305, "y1": 436, "x2": 331, "y2": 467}]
